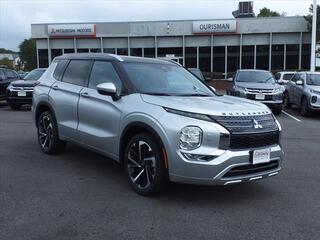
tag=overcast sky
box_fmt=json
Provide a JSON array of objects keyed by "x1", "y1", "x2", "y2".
[{"x1": 0, "y1": 0, "x2": 314, "y2": 51}]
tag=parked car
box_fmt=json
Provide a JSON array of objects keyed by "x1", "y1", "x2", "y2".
[
  {"x1": 275, "y1": 71, "x2": 295, "y2": 85},
  {"x1": 0, "y1": 68, "x2": 20, "y2": 100},
  {"x1": 284, "y1": 72, "x2": 320, "y2": 116},
  {"x1": 188, "y1": 68, "x2": 206, "y2": 82},
  {"x1": 32, "y1": 54, "x2": 283, "y2": 195},
  {"x1": 227, "y1": 69, "x2": 284, "y2": 115},
  {"x1": 18, "y1": 71, "x2": 29, "y2": 79},
  {"x1": 6, "y1": 68, "x2": 46, "y2": 109}
]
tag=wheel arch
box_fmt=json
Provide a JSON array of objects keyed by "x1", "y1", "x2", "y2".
[{"x1": 35, "y1": 102, "x2": 57, "y2": 127}]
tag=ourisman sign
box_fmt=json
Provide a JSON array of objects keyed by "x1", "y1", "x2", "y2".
[
  {"x1": 193, "y1": 20, "x2": 237, "y2": 34},
  {"x1": 48, "y1": 24, "x2": 96, "y2": 37}
]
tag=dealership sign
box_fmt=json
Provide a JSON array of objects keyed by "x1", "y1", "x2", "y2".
[
  {"x1": 48, "y1": 24, "x2": 96, "y2": 37},
  {"x1": 193, "y1": 20, "x2": 237, "y2": 34}
]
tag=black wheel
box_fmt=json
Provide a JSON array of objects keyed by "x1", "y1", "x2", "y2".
[
  {"x1": 300, "y1": 98, "x2": 310, "y2": 117},
  {"x1": 9, "y1": 103, "x2": 21, "y2": 110},
  {"x1": 283, "y1": 92, "x2": 291, "y2": 108},
  {"x1": 124, "y1": 133, "x2": 168, "y2": 196},
  {"x1": 37, "y1": 111, "x2": 66, "y2": 154},
  {"x1": 273, "y1": 108, "x2": 282, "y2": 115}
]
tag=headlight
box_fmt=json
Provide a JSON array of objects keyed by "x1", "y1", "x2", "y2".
[
  {"x1": 179, "y1": 126, "x2": 202, "y2": 150},
  {"x1": 7, "y1": 85, "x2": 13, "y2": 91},
  {"x1": 274, "y1": 87, "x2": 285, "y2": 94},
  {"x1": 310, "y1": 89, "x2": 320, "y2": 95}
]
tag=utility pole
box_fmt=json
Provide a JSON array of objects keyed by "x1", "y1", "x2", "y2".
[{"x1": 311, "y1": 0, "x2": 318, "y2": 72}]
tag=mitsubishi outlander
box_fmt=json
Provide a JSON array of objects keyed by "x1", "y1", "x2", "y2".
[{"x1": 32, "y1": 54, "x2": 283, "y2": 195}]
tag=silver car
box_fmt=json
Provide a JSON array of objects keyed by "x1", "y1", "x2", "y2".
[
  {"x1": 32, "y1": 54, "x2": 283, "y2": 195},
  {"x1": 284, "y1": 72, "x2": 320, "y2": 116}
]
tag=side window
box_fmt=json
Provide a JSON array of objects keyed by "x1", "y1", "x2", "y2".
[
  {"x1": 53, "y1": 59, "x2": 69, "y2": 81},
  {"x1": 88, "y1": 61, "x2": 121, "y2": 90},
  {"x1": 5, "y1": 70, "x2": 16, "y2": 79},
  {"x1": 291, "y1": 74, "x2": 298, "y2": 83},
  {"x1": 275, "y1": 73, "x2": 280, "y2": 80},
  {"x1": 62, "y1": 60, "x2": 91, "y2": 86}
]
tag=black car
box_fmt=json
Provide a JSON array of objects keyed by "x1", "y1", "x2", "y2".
[
  {"x1": 188, "y1": 68, "x2": 206, "y2": 82},
  {"x1": 6, "y1": 68, "x2": 46, "y2": 109},
  {"x1": 0, "y1": 68, "x2": 20, "y2": 100}
]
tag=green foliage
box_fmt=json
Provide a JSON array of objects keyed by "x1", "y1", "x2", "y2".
[
  {"x1": 0, "y1": 48, "x2": 16, "y2": 54},
  {"x1": 19, "y1": 38, "x2": 37, "y2": 71},
  {"x1": 257, "y1": 7, "x2": 281, "y2": 17},
  {"x1": 0, "y1": 57, "x2": 13, "y2": 68},
  {"x1": 304, "y1": 4, "x2": 320, "y2": 42}
]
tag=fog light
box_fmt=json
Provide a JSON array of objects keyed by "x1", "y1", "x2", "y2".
[
  {"x1": 179, "y1": 126, "x2": 202, "y2": 150},
  {"x1": 311, "y1": 96, "x2": 317, "y2": 103}
]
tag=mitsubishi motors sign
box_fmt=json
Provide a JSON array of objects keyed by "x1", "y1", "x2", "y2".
[
  {"x1": 193, "y1": 20, "x2": 237, "y2": 34},
  {"x1": 48, "y1": 24, "x2": 96, "y2": 38}
]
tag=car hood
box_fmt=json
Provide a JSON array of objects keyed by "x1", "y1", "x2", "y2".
[
  {"x1": 141, "y1": 94, "x2": 271, "y2": 116},
  {"x1": 11, "y1": 80, "x2": 37, "y2": 87},
  {"x1": 235, "y1": 82, "x2": 277, "y2": 90},
  {"x1": 308, "y1": 85, "x2": 320, "y2": 91}
]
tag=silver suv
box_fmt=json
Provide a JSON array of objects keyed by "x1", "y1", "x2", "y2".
[
  {"x1": 32, "y1": 54, "x2": 283, "y2": 195},
  {"x1": 284, "y1": 72, "x2": 320, "y2": 116}
]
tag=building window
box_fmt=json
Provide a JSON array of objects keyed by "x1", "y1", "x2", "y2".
[
  {"x1": 272, "y1": 45, "x2": 284, "y2": 71},
  {"x1": 227, "y1": 46, "x2": 240, "y2": 74},
  {"x1": 117, "y1": 48, "x2": 128, "y2": 55},
  {"x1": 64, "y1": 49, "x2": 75, "y2": 54},
  {"x1": 157, "y1": 47, "x2": 183, "y2": 57},
  {"x1": 130, "y1": 48, "x2": 142, "y2": 57},
  {"x1": 90, "y1": 48, "x2": 101, "y2": 53},
  {"x1": 199, "y1": 47, "x2": 211, "y2": 72},
  {"x1": 213, "y1": 46, "x2": 225, "y2": 74},
  {"x1": 77, "y1": 49, "x2": 89, "y2": 53},
  {"x1": 51, "y1": 49, "x2": 62, "y2": 61},
  {"x1": 185, "y1": 47, "x2": 197, "y2": 68},
  {"x1": 286, "y1": 44, "x2": 299, "y2": 70},
  {"x1": 301, "y1": 44, "x2": 311, "y2": 70},
  {"x1": 242, "y1": 45, "x2": 254, "y2": 69},
  {"x1": 38, "y1": 49, "x2": 48, "y2": 68},
  {"x1": 104, "y1": 48, "x2": 115, "y2": 54},
  {"x1": 144, "y1": 48, "x2": 155, "y2": 58},
  {"x1": 256, "y1": 45, "x2": 269, "y2": 70}
]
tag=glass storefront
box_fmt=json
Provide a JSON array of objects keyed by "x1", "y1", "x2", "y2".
[
  {"x1": 272, "y1": 45, "x2": 284, "y2": 71},
  {"x1": 241, "y1": 45, "x2": 254, "y2": 69},
  {"x1": 227, "y1": 46, "x2": 240, "y2": 74},
  {"x1": 199, "y1": 47, "x2": 211, "y2": 72},
  {"x1": 286, "y1": 44, "x2": 299, "y2": 70},
  {"x1": 213, "y1": 46, "x2": 225, "y2": 74},
  {"x1": 256, "y1": 45, "x2": 270, "y2": 70},
  {"x1": 185, "y1": 47, "x2": 197, "y2": 68}
]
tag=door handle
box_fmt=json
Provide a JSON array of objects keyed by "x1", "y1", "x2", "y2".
[
  {"x1": 52, "y1": 85, "x2": 59, "y2": 91},
  {"x1": 81, "y1": 92, "x2": 89, "y2": 97}
]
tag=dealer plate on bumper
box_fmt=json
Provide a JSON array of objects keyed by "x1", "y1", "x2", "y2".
[
  {"x1": 17, "y1": 90, "x2": 26, "y2": 97},
  {"x1": 252, "y1": 148, "x2": 270, "y2": 165},
  {"x1": 255, "y1": 94, "x2": 265, "y2": 100}
]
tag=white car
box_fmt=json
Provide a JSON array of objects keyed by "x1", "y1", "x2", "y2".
[{"x1": 275, "y1": 71, "x2": 296, "y2": 85}]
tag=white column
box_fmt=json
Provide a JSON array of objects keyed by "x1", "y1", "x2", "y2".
[
  {"x1": 36, "y1": 42, "x2": 39, "y2": 68},
  {"x1": 100, "y1": 37, "x2": 103, "y2": 53},
  {"x1": 310, "y1": 0, "x2": 318, "y2": 71},
  {"x1": 239, "y1": 34, "x2": 243, "y2": 69},
  {"x1": 254, "y1": 45, "x2": 257, "y2": 69},
  {"x1": 284, "y1": 44, "x2": 287, "y2": 70},
  {"x1": 269, "y1": 33, "x2": 272, "y2": 71},
  {"x1": 47, "y1": 38, "x2": 51, "y2": 65},
  {"x1": 127, "y1": 37, "x2": 130, "y2": 56},
  {"x1": 74, "y1": 38, "x2": 77, "y2": 53},
  {"x1": 182, "y1": 35, "x2": 185, "y2": 66},
  {"x1": 155, "y1": 36, "x2": 158, "y2": 58},
  {"x1": 210, "y1": 35, "x2": 213, "y2": 72},
  {"x1": 196, "y1": 46, "x2": 199, "y2": 69},
  {"x1": 225, "y1": 46, "x2": 228, "y2": 79},
  {"x1": 299, "y1": 32, "x2": 303, "y2": 70}
]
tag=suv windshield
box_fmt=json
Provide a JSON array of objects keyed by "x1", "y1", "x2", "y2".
[
  {"x1": 237, "y1": 71, "x2": 275, "y2": 84},
  {"x1": 123, "y1": 63, "x2": 214, "y2": 96},
  {"x1": 306, "y1": 74, "x2": 320, "y2": 86},
  {"x1": 24, "y1": 69, "x2": 46, "y2": 81}
]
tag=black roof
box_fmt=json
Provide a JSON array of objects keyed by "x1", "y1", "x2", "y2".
[{"x1": 55, "y1": 53, "x2": 176, "y2": 65}]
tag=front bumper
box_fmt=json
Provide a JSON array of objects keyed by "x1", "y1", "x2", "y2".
[
  {"x1": 6, "y1": 89, "x2": 33, "y2": 105},
  {"x1": 169, "y1": 145, "x2": 283, "y2": 185}
]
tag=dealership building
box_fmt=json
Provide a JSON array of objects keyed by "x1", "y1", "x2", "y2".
[{"x1": 31, "y1": 16, "x2": 312, "y2": 77}]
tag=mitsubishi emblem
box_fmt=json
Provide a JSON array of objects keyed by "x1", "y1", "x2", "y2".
[{"x1": 253, "y1": 119, "x2": 263, "y2": 129}]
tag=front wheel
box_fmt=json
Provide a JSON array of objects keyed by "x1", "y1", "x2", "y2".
[
  {"x1": 124, "y1": 133, "x2": 168, "y2": 196},
  {"x1": 273, "y1": 108, "x2": 282, "y2": 115},
  {"x1": 37, "y1": 111, "x2": 66, "y2": 154},
  {"x1": 283, "y1": 92, "x2": 291, "y2": 108},
  {"x1": 300, "y1": 98, "x2": 310, "y2": 117}
]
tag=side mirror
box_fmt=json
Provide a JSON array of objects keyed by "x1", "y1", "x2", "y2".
[
  {"x1": 210, "y1": 86, "x2": 216, "y2": 92},
  {"x1": 96, "y1": 82, "x2": 120, "y2": 100},
  {"x1": 296, "y1": 80, "x2": 303, "y2": 86},
  {"x1": 227, "y1": 77, "x2": 233, "y2": 82}
]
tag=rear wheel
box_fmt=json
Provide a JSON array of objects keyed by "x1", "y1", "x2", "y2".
[
  {"x1": 300, "y1": 98, "x2": 310, "y2": 117},
  {"x1": 37, "y1": 111, "x2": 66, "y2": 154},
  {"x1": 124, "y1": 133, "x2": 167, "y2": 196}
]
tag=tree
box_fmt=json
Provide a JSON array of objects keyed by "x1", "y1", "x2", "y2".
[
  {"x1": 19, "y1": 38, "x2": 37, "y2": 71},
  {"x1": 257, "y1": 7, "x2": 281, "y2": 17},
  {"x1": 0, "y1": 57, "x2": 13, "y2": 68},
  {"x1": 304, "y1": 4, "x2": 320, "y2": 43},
  {"x1": 0, "y1": 48, "x2": 15, "y2": 54}
]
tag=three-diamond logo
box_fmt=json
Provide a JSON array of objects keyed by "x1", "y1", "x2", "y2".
[{"x1": 253, "y1": 119, "x2": 263, "y2": 129}]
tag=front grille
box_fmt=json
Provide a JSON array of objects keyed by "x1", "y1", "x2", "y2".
[
  {"x1": 211, "y1": 114, "x2": 278, "y2": 134},
  {"x1": 223, "y1": 160, "x2": 279, "y2": 178},
  {"x1": 11, "y1": 86, "x2": 34, "y2": 91},
  {"x1": 246, "y1": 94, "x2": 273, "y2": 101},
  {"x1": 229, "y1": 131, "x2": 280, "y2": 149},
  {"x1": 245, "y1": 88, "x2": 274, "y2": 94}
]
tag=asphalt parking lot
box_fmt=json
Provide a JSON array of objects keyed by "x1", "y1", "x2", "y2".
[{"x1": 0, "y1": 102, "x2": 320, "y2": 240}]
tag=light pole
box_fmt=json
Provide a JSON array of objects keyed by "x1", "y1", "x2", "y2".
[{"x1": 311, "y1": 0, "x2": 318, "y2": 72}]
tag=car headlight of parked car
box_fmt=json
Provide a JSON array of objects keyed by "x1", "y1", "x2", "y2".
[
  {"x1": 310, "y1": 89, "x2": 320, "y2": 95},
  {"x1": 179, "y1": 126, "x2": 203, "y2": 150},
  {"x1": 233, "y1": 86, "x2": 246, "y2": 96}
]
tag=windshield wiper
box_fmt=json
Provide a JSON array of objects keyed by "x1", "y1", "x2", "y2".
[
  {"x1": 178, "y1": 93, "x2": 211, "y2": 97},
  {"x1": 141, "y1": 92, "x2": 173, "y2": 96}
]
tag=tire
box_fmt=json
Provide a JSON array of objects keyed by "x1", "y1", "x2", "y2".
[
  {"x1": 283, "y1": 92, "x2": 291, "y2": 108},
  {"x1": 9, "y1": 103, "x2": 21, "y2": 110},
  {"x1": 300, "y1": 98, "x2": 310, "y2": 117},
  {"x1": 37, "y1": 111, "x2": 66, "y2": 154},
  {"x1": 124, "y1": 133, "x2": 168, "y2": 196},
  {"x1": 273, "y1": 108, "x2": 282, "y2": 115}
]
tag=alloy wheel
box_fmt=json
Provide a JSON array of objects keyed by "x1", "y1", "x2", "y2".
[
  {"x1": 127, "y1": 140, "x2": 156, "y2": 189},
  {"x1": 38, "y1": 116, "x2": 53, "y2": 150}
]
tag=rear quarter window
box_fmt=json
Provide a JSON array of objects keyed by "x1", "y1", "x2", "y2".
[{"x1": 53, "y1": 59, "x2": 69, "y2": 81}]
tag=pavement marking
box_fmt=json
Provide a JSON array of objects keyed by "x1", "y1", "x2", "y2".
[{"x1": 281, "y1": 110, "x2": 301, "y2": 122}]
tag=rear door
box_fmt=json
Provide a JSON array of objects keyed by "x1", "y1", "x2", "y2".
[
  {"x1": 49, "y1": 59, "x2": 92, "y2": 138},
  {"x1": 294, "y1": 73, "x2": 305, "y2": 105},
  {"x1": 77, "y1": 60, "x2": 123, "y2": 157},
  {"x1": 287, "y1": 73, "x2": 298, "y2": 104}
]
